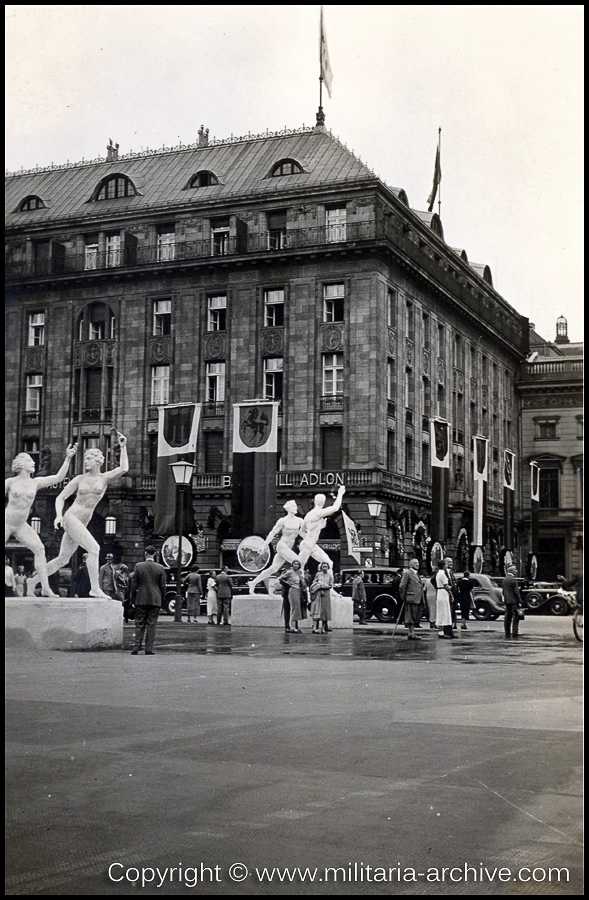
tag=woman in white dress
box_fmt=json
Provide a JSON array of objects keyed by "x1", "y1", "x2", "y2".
[
  {"x1": 206, "y1": 575, "x2": 218, "y2": 625},
  {"x1": 435, "y1": 560, "x2": 455, "y2": 639}
]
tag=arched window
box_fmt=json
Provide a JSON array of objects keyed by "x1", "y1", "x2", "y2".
[
  {"x1": 93, "y1": 174, "x2": 136, "y2": 201},
  {"x1": 270, "y1": 159, "x2": 303, "y2": 177},
  {"x1": 18, "y1": 195, "x2": 45, "y2": 211},
  {"x1": 188, "y1": 170, "x2": 219, "y2": 188}
]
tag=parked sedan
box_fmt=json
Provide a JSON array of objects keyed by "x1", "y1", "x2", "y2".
[
  {"x1": 521, "y1": 582, "x2": 576, "y2": 616},
  {"x1": 454, "y1": 572, "x2": 505, "y2": 621}
]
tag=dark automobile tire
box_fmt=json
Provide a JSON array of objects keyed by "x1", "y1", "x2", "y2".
[
  {"x1": 525, "y1": 592, "x2": 544, "y2": 610},
  {"x1": 372, "y1": 594, "x2": 398, "y2": 623},
  {"x1": 472, "y1": 601, "x2": 492, "y2": 620},
  {"x1": 549, "y1": 597, "x2": 569, "y2": 616},
  {"x1": 164, "y1": 593, "x2": 177, "y2": 616},
  {"x1": 489, "y1": 613, "x2": 500, "y2": 620}
]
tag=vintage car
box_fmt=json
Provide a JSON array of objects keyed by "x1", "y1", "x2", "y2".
[
  {"x1": 521, "y1": 581, "x2": 576, "y2": 616},
  {"x1": 162, "y1": 569, "x2": 276, "y2": 616},
  {"x1": 334, "y1": 567, "x2": 402, "y2": 623},
  {"x1": 454, "y1": 572, "x2": 506, "y2": 621}
]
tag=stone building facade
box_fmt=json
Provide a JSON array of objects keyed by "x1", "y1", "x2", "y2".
[{"x1": 5, "y1": 124, "x2": 530, "y2": 578}]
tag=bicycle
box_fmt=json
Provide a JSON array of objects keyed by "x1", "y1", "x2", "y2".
[{"x1": 572, "y1": 599, "x2": 583, "y2": 643}]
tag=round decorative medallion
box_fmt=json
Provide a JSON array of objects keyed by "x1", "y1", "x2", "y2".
[
  {"x1": 26, "y1": 348, "x2": 44, "y2": 371},
  {"x1": 85, "y1": 343, "x2": 102, "y2": 366},
  {"x1": 262, "y1": 329, "x2": 283, "y2": 356},
  {"x1": 237, "y1": 535, "x2": 271, "y2": 573},
  {"x1": 205, "y1": 333, "x2": 225, "y2": 359},
  {"x1": 322, "y1": 325, "x2": 342, "y2": 352}
]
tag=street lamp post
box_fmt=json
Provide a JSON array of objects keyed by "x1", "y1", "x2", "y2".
[
  {"x1": 367, "y1": 501, "x2": 383, "y2": 565},
  {"x1": 169, "y1": 461, "x2": 196, "y2": 623},
  {"x1": 104, "y1": 515, "x2": 117, "y2": 537}
]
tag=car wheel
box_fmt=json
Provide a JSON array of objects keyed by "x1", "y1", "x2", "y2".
[
  {"x1": 373, "y1": 594, "x2": 398, "y2": 623},
  {"x1": 164, "y1": 593, "x2": 176, "y2": 616},
  {"x1": 549, "y1": 596, "x2": 569, "y2": 616},
  {"x1": 525, "y1": 592, "x2": 544, "y2": 610},
  {"x1": 472, "y1": 601, "x2": 492, "y2": 620},
  {"x1": 489, "y1": 613, "x2": 500, "y2": 620}
]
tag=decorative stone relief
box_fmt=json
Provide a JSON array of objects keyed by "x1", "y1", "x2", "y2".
[
  {"x1": 25, "y1": 347, "x2": 44, "y2": 371},
  {"x1": 437, "y1": 357, "x2": 446, "y2": 384},
  {"x1": 262, "y1": 328, "x2": 284, "y2": 356},
  {"x1": 406, "y1": 339, "x2": 414, "y2": 368},
  {"x1": 388, "y1": 329, "x2": 397, "y2": 358},
  {"x1": 150, "y1": 336, "x2": 172, "y2": 364},
  {"x1": 204, "y1": 333, "x2": 225, "y2": 360},
  {"x1": 85, "y1": 342, "x2": 102, "y2": 366},
  {"x1": 104, "y1": 341, "x2": 115, "y2": 365},
  {"x1": 322, "y1": 325, "x2": 343, "y2": 352}
]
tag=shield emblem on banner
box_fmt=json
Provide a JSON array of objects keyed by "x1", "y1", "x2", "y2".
[
  {"x1": 475, "y1": 438, "x2": 487, "y2": 475},
  {"x1": 504, "y1": 451, "x2": 514, "y2": 488},
  {"x1": 239, "y1": 405, "x2": 273, "y2": 448},
  {"x1": 433, "y1": 421, "x2": 448, "y2": 462},
  {"x1": 164, "y1": 407, "x2": 194, "y2": 448}
]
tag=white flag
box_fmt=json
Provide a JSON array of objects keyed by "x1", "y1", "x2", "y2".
[
  {"x1": 320, "y1": 7, "x2": 333, "y2": 97},
  {"x1": 342, "y1": 510, "x2": 362, "y2": 564}
]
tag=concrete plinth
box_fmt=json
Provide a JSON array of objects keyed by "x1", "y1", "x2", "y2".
[
  {"x1": 5, "y1": 597, "x2": 123, "y2": 650},
  {"x1": 231, "y1": 591, "x2": 353, "y2": 628}
]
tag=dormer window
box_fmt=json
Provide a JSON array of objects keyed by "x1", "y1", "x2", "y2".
[
  {"x1": 93, "y1": 174, "x2": 136, "y2": 201},
  {"x1": 270, "y1": 159, "x2": 303, "y2": 177},
  {"x1": 189, "y1": 171, "x2": 219, "y2": 188},
  {"x1": 18, "y1": 195, "x2": 45, "y2": 211}
]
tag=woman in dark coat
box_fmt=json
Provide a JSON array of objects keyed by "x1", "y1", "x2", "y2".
[
  {"x1": 279, "y1": 560, "x2": 308, "y2": 633},
  {"x1": 310, "y1": 562, "x2": 334, "y2": 634}
]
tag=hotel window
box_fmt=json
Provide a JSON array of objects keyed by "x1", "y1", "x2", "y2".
[
  {"x1": 470, "y1": 345, "x2": 477, "y2": 378},
  {"x1": 206, "y1": 362, "x2": 225, "y2": 402},
  {"x1": 325, "y1": 205, "x2": 347, "y2": 243},
  {"x1": 405, "y1": 436, "x2": 414, "y2": 478},
  {"x1": 264, "y1": 358, "x2": 283, "y2": 401},
  {"x1": 82, "y1": 435, "x2": 101, "y2": 455},
  {"x1": 482, "y1": 355, "x2": 488, "y2": 382},
  {"x1": 84, "y1": 236, "x2": 99, "y2": 270},
  {"x1": 539, "y1": 467, "x2": 559, "y2": 509},
  {"x1": 387, "y1": 359, "x2": 396, "y2": 401},
  {"x1": 150, "y1": 365, "x2": 170, "y2": 406},
  {"x1": 267, "y1": 210, "x2": 287, "y2": 249},
  {"x1": 271, "y1": 159, "x2": 303, "y2": 176},
  {"x1": 536, "y1": 419, "x2": 558, "y2": 440},
  {"x1": 207, "y1": 294, "x2": 227, "y2": 331},
  {"x1": 153, "y1": 299, "x2": 172, "y2": 336},
  {"x1": 438, "y1": 323, "x2": 446, "y2": 354},
  {"x1": 157, "y1": 226, "x2": 176, "y2": 262},
  {"x1": 94, "y1": 175, "x2": 136, "y2": 201},
  {"x1": 422, "y1": 443, "x2": 431, "y2": 483},
  {"x1": 422, "y1": 312, "x2": 430, "y2": 348},
  {"x1": 211, "y1": 218, "x2": 230, "y2": 256},
  {"x1": 387, "y1": 290, "x2": 397, "y2": 329},
  {"x1": 28, "y1": 312, "x2": 45, "y2": 347},
  {"x1": 264, "y1": 289, "x2": 284, "y2": 326},
  {"x1": 22, "y1": 438, "x2": 40, "y2": 471},
  {"x1": 321, "y1": 426, "x2": 343, "y2": 470},
  {"x1": 322, "y1": 353, "x2": 344, "y2": 395},
  {"x1": 323, "y1": 284, "x2": 344, "y2": 322},
  {"x1": 422, "y1": 376, "x2": 431, "y2": 418},
  {"x1": 25, "y1": 374, "x2": 42, "y2": 411},
  {"x1": 437, "y1": 384, "x2": 446, "y2": 418},
  {"x1": 387, "y1": 430, "x2": 396, "y2": 472},
  {"x1": 106, "y1": 233, "x2": 121, "y2": 267},
  {"x1": 454, "y1": 334, "x2": 464, "y2": 369},
  {"x1": 78, "y1": 302, "x2": 115, "y2": 342},
  {"x1": 204, "y1": 431, "x2": 224, "y2": 474},
  {"x1": 406, "y1": 301, "x2": 415, "y2": 340}
]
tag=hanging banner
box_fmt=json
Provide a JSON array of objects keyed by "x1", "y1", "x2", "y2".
[
  {"x1": 231, "y1": 401, "x2": 280, "y2": 539},
  {"x1": 473, "y1": 435, "x2": 489, "y2": 482},
  {"x1": 503, "y1": 450, "x2": 515, "y2": 490},
  {"x1": 430, "y1": 419, "x2": 450, "y2": 468},
  {"x1": 154, "y1": 403, "x2": 201, "y2": 535},
  {"x1": 342, "y1": 510, "x2": 363, "y2": 564},
  {"x1": 530, "y1": 460, "x2": 540, "y2": 502}
]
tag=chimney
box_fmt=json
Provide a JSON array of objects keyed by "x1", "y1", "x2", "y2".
[
  {"x1": 106, "y1": 139, "x2": 119, "y2": 161},
  {"x1": 198, "y1": 125, "x2": 209, "y2": 148}
]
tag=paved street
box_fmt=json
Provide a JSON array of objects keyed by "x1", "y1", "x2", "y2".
[{"x1": 5, "y1": 615, "x2": 583, "y2": 895}]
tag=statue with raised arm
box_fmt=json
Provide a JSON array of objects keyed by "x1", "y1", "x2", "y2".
[
  {"x1": 248, "y1": 500, "x2": 304, "y2": 592},
  {"x1": 297, "y1": 485, "x2": 346, "y2": 573},
  {"x1": 5, "y1": 443, "x2": 78, "y2": 597},
  {"x1": 29, "y1": 433, "x2": 129, "y2": 599}
]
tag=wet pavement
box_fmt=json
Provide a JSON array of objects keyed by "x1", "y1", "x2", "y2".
[{"x1": 5, "y1": 615, "x2": 583, "y2": 896}]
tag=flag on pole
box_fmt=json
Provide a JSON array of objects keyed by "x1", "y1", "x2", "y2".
[
  {"x1": 320, "y1": 6, "x2": 333, "y2": 97},
  {"x1": 427, "y1": 142, "x2": 441, "y2": 212},
  {"x1": 342, "y1": 510, "x2": 363, "y2": 564},
  {"x1": 154, "y1": 403, "x2": 201, "y2": 535},
  {"x1": 503, "y1": 450, "x2": 516, "y2": 490},
  {"x1": 430, "y1": 419, "x2": 450, "y2": 468}
]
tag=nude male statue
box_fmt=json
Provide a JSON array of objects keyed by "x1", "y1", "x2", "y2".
[
  {"x1": 248, "y1": 500, "x2": 304, "y2": 592},
  {"x1": 5, "y1": 443, "x2": 77, "y2": 597},
  {"x1": 29, "y1": 433, "x2": 129, "y2": 598},
  {"x1": 297, "y1": 485, "x2": 346, "y2": 573}
]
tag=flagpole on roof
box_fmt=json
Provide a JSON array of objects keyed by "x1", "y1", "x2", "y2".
[
  {"x1": 437, "y1": 127, "x2": 442, "y2": 217},
  {"x1": 317, "y1": 6, "x2": 333, "y2": 127}
]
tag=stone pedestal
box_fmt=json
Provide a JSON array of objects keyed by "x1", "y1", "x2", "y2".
[
  {"x1": 231, "y1": 591, "x2": 353, "y2": 628},
  {"x1": 5, "y1": 597, "x2": 123, "y2": 650}
]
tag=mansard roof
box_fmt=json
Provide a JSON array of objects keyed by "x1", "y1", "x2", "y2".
[{"x1": 5, "y1": 127, "x2": 376, "y2": 226}]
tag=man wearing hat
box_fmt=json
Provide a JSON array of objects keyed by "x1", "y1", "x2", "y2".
[
  {"x1": 99, "y1": 552, "x2": 118, "y2": 599},
  {"x1": 502, "y1": 565, "x2": 523, "y2": 638}
]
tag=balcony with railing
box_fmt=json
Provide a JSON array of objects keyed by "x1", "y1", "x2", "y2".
[
  {"x1": 520, "y1": 358, "x2": 583, "y2": 384},
  {"x1": 320, "y1": 394, "x2": 344, "y2": 412},
  {"x1": 202, "y1": 401, "x2": 226, "y2": 418}
]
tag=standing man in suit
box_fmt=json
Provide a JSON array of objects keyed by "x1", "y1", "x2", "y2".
[
  {"x1": 130, "y1": 545, "x2": 166, "y2": 655},
  {"x1": 502, "y1": 564, "x2": 523, "y2": 639},
  {"x1": 215, "y1": 566, "x2": 233, "y2": 626},
  {"x1": 399, "y1": 558, "x2": 424, "y2": 640}
]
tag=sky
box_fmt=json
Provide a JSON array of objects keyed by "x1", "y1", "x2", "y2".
[{"x1": 5, "y1": 5, "x2": 584, "y2": 344}]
